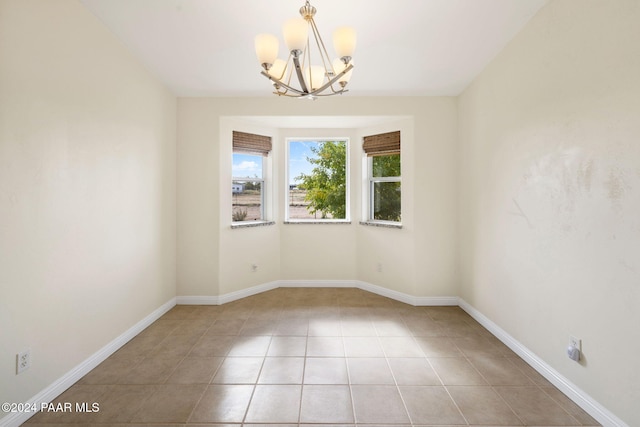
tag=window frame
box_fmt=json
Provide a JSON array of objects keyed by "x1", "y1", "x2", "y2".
[
  {"x1": 367, "y1": 154, "x2": 401, "y2": 224},
  {"x1": 231, "y1": 152, "x2": 267, "y2": 224},
  {"x1": 285, "y1": 137, "x2": 351, "y2": 223},
  {"x1": 362, "y1": 130, "x2": 402, "y2": 227}
]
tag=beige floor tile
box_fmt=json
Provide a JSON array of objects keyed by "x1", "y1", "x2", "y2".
[
  {"x1": 351, "y1": 385, "x2": 410, "y2": 424},
  {"x1": 227, "y1": 335, "x2": 271, "y2": 357},
  {"x1": 211, "y1": 357, "x2": 264, "y2": 384},
  {"x1": 308, "y1": 318, "x2": 342, "y2": 336},
  {"x1": 495, "y1": 386, "x2": 581, "y2": 426},
  {"x1": 78, "y1": 356, "x2": 142, "y2": 384},
  {"x1": 347, "y1": 357, "x2": 395, "y2": 384},
  {"x1": 468, "y1": 356, "x2": 534, "y2": 385},
  {"x1": 118, "y1": 356, "x2": 182, "y2": 384},
  {"x1": 84, "y1": 384, "x2": 157, "y2": 423},
  {"x1": 404, "y1": 316, "x2": 446, "y2": 337},
  {"x1": 343, "y1": 336, "x2": 385, "y2": 357},
  {"x1": 399, "y1": 385, "x2": 467, "y2": 425},
  {"x1": 206, "y1": 318, "x2": 246, "y2": 335},
  {"x1": 414, "y1": 336, "x2": 463, "y2": 357},
  {"x1": 304, "y1": 357, "x2": 349, "y2": 384},
  {"x1": 149, "y1": 334, "x2": 200, "y2": 358},
  {"x1": 372, "y1": 318, "x2": 412, "y2": 336},
  {"x1": 274, "y1": 318, "x2": 309, "y2": 335},
  {"x1": 428, "y1": 357, "x2": 488, "y2": 385},
  {"x1": 244, "y1": 384, "x2": 301, "y2": 423},
  {"x1": 388, "y1": 357, "x2": 442, "y2": 385},
  {"x1": 300, "y1": 385, "x2": 354, "y2": 423},
  {"x1": 267, "y1": 336, "x2": 307, "y2": 356},
  {"x1": 541, "y1": 386, "x2": 600, "y2": 425},
  {"x1": 131, "y1": 384, "x2": 207, "y2": 423},
  {"x1": 257, "y1": 357, "x2": 304, "y2": 384},
  {"x1": 436, "y1": 319, "x2": 480, "y2": 337},
  {"x1": 188, "y1": 384, "x2": 254, "y2": 423},
  {"x1": 110, "y1": 334, "x2": 166, "y2": 358},
  {"x1": 189, "y1": 334, "x2": 236, "y2": 357},
  {"x1": 239, "y1": 319, "x2": 275, "y2": 335},
  {"x1": 453, "y1": 335, "x2": 506, "y2": 357},
  {"x1": 341, "y1": 319, "x2": 377, "y2": 336},
  {"x1": 379, "y1": 336, "x2": 425, "y2": 357},
  {"x1": 171, "y1": 319, "x2": 211, "y2": 336},
  {"x1": 307, "y1": 336, "x2": 345, "y2": 357},
  {"x1": 165, "y1": 356, "x2": 223, "y2": 384},
  {"x1": 447, "y1": 385, "x2": 523, "y2": 425},
  {"x1": 510, "y1": 357, "x2": 553, "y2": 386},
  {"x1": 27, "y1": 288, "x2": 601, "y2": 427}
]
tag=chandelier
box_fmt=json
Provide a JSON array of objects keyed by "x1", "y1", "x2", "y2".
[{"x1": 254, "y1": 0, "x2": 356, "y2": 99}]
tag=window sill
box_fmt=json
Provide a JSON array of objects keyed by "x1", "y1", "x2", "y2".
[
  {"x1": 359, "y1": 221, "x2": 402, "y2": 229},
  {"x1": 231, "y1": 221, "x2": 276, "y2": 229},
  {"x1": 284, "y1": 220, "x2": 352, "y2": 225}
]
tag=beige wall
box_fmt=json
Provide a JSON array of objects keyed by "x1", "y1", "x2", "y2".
[
  {"x1": 458, "y1": 1, "x2": 640, "y2": 425},
  {"x1": 0, "y1": 0, "x2": 176, "y2": 411},
  {"x1": 177, "y1": 98, "x2": 458, "y2": 298}
]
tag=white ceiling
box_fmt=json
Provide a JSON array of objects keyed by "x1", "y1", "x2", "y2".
[{"x1": 80, "y1": 0, "x2": 548, "y2": 97}]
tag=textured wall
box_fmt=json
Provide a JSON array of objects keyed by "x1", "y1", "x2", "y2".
[{"x1": 458, "y1": 1, "x2": 640, "y2": 425}]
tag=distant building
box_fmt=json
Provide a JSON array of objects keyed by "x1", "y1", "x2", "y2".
[{"x1": 232, "y1": 183, "x2": 245, "y2": 194}]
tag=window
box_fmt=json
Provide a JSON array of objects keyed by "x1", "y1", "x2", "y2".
[
  {"x1": 364, "y1": 131, "x2": 401, "y2": 223},
  {"x1": 287, "y1": 139, "x2": 349, "y2": 221},
  {"x1": 232, "y1": 131, "x2": 271, "y2": 223}
]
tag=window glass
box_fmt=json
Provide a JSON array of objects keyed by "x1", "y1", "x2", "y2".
[
  {"x1": 288, "y1": 140, "x2": 348, "y2": 220},
  {"x1": 232, "y1": 153, "x2": 264, "y2": 222},
  {"x1": 369, "y1": 153, "x2": 401, "y2": 222}
]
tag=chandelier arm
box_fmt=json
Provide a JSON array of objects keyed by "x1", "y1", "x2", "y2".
[
  {"x1": 260, "y1": 71, "x2": 308, "y2": 96},
  {"x1": 309, "y1": 63, "x2": 353, "y2": 95},
  {"x1": 308, "y1": 18, "x2": 334, "y2": 75},
  {"x1": 292, "y1": 55, "x2": 309, "y2": 93}
]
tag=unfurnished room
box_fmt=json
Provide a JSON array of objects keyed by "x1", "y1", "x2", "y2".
[{"x1": 0, "y1": 0, "x2": 639, "y2": 426}]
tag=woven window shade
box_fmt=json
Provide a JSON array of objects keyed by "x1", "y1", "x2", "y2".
[
  {"x1": 233, "y1": 131, "x2": 272, "y2": 156},
  {"x1": 363, "y1": 131, "x2": 400, "y2": 156}
]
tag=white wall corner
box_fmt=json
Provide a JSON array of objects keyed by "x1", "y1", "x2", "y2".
[
  {"x1": 0, "y1": 298, "x2": 177, "y2": 427},
  {"x1": 458, "y1": 299, "x2": 629, "y2": 427}
]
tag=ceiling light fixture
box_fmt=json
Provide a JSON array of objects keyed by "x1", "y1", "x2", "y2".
[{"x1": 254, "y1": 0, "x2": 356, "y2": 99}]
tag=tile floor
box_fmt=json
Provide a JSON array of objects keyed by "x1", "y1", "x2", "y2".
[{"x1": 25, "y1": 287, "x2": 600, "y2": 426}]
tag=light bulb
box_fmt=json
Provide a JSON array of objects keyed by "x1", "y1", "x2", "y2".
[{"x1": 255, "y1": 34, "x2": 279, "y2": 68}]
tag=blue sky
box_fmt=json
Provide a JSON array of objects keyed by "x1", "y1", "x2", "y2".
[
  {"x1": 232, "y1": 141, "x2": 340, "y2": 184},
  {"x1": 288, "y1": 140, "x2": 320, "y2": 185},
  {"x1": 232, "y1": 153, "x2": 262, "y2": 179}
]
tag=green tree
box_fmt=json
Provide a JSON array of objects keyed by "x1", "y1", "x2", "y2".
[
  {"x1": 296, "y1": 141, "x2": 346, "y2": 219},
  {"x1": 372, "y1": 154, "x2": 401, "y2": 222}
]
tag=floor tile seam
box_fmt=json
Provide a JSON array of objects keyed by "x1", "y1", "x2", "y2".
[
  {"x1": 536, "y1": 385, "x2": 595, "y2": 426},
  {"x1": 467, "y1": 354, "x2": 536, "y2": 387},
  {"x1": 440, "y1": 380, "x2": 471, "y2": 425},
  {"x1": 184, "y1": 380, "x2": 215, "y2": 424},
  {"x1": 496, "y1": 384, "x2": 585, "y2": 426},
  {"x1": 486, "y1": 384, "x2": 534, "y2": 426}
]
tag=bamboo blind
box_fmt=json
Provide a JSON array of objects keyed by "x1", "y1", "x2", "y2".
[
  {"x1": 362, "y1": 131, "x2": 400, "y2": 156},
  {"x1": 232, "y1": 131, "x2": 272, "y2": 156}
]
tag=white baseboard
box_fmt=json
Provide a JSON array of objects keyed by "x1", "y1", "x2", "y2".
[
  {"x1": 177, "y1": 280, "x2": 457, "y2": 307},
  {"x1": 176, "y1": 295, "x2": 220, "y2": 305},
  {"x1": 0, "y1": 297, "x2": 176, "y2": 427},
  {"x1": 458, "y1": 298, "x2": 628, "y2": 427}
]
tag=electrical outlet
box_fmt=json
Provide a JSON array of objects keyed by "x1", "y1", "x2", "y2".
[
  {"x1": 569, "y1": 335, "x2": 581, "y2": 351},
  {"x1": 376, "y1": 262, "x2": 383, "y2": 273},
  {"x1": 16, "y1": 349, "x2": 31, "y2": 374}
]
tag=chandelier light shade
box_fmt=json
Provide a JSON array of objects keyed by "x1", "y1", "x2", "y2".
[{"x1": 254, "y1": 0, "x2": 356, "y2": 99}]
